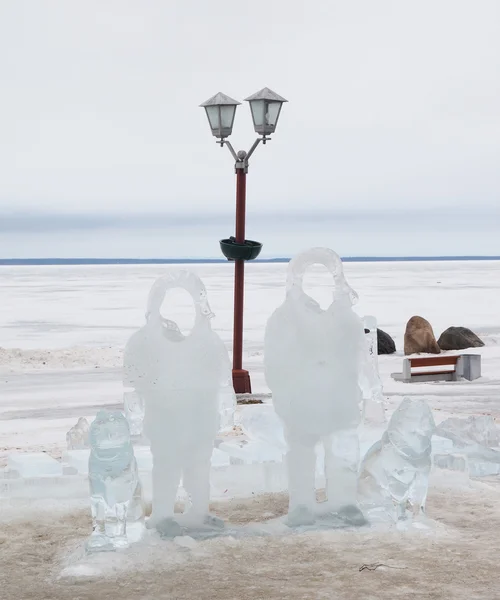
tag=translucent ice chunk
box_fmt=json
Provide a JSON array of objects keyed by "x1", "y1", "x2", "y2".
[
  {"x1": 360, "y1": 316, "x2": 386, "y2": 425},
  {"x1": 66, "y1": 417, "x2": 90, "y2": 450},
  {"x1": 436, "y1": 415, "x2": 500, "y2": 448},
  {"x1": 124, "y1": 271, "x2": 233, "y2": 529},
  {"x1": 218, "y1": 381, "x2": 237, "y2": 432},
  {"x1": 63, "y1": 449, "x2": 90, "y2": 474},
  {"x1": 123, "y1": 391, "x2": 145, "y2": 437},
  {"x1": 359, "y1": 397, "x2": 435, "y2": 523},
  {"x1": 133, "y1": 446, "x2": 153, "y2": 471},
  {"x1": 433, "y1": 452, "x2": 468, "y2": 473},
  {"x1": 468, "y1": 460, "x2": 500, "y2": 477},
  {"x1": 265, "y1": 248, "x2": 364, "y2": 525},
  {"x1": 8, "y1": 452, "x2": 63, "y2": 478},
  {"x1": 86, "y1": 410, "x2": 144, "y2": 553},
  {"x1": 218, "y1": 440, "x2": 285, "y2": 464},
  {"x1": 211, "y1": 447, "x2": 231, "y2": 468},
  {"x1": 238, "y1": 404, "x2": 286, "y2": 451}
]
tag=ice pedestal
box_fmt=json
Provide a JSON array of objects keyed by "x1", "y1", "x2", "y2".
[{"x1": 8, "y1": 453, "x2": 63, "y2": 478}]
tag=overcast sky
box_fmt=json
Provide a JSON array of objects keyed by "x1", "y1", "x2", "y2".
[{"x1": 1, "y1": 0, "x2": 499, "y2": 257}]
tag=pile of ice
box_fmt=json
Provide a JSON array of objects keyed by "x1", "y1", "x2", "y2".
[{"x1": 434, "y1": 416, "x2": 500, "y2": 476}]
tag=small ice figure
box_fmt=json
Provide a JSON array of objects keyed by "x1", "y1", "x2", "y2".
[
  {"x1": 123, "y1": 390, "x2": 145, "y2": 437},
  {"x1": 86, "y1": 410, "x2": 144, "y2": 553},
  {"x1": 265, "y1": 248, "x2": 366, "y2": 527},
  {"x1": 123, "y1": 271, "x2": 234, "y2": 533},
  {"x1": 360, "y1": 316, "x2": 386, "y2": 425},
  {"x1": 66, "y1": 417, "x2": 90, "y2": 450},
  {"x1": 358, "y1": 397, "x2": 435, "y2": 525}
]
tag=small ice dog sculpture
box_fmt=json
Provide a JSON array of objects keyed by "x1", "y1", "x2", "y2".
[
  {"x1": 66, "y1": 417, "x2": 90, "y2": 450},
  {"x1": 123, "y1": 271, "x2": 235, "y2": 533},
  {"x1": 264, "y1": 248, "x2": 366, "y2": 527},
  {"x1": 86, "y1": 410, "x2": 143, "y2": 552},
  {"x1": 358, "y1": 397, "x2": 435, "y2": 524}
]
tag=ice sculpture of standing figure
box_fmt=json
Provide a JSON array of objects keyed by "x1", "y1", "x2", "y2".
[
  {"x1": 358, "y1": 397, "x2": 435, "y2": 525},
  {"x1": 264, "y1": 248, "x2": 366, "y2": 527},
  {"x1": 86, "y1": 410, "x2": 143, "y2": 553},
  {"x1": 123, "y1": 271, "x2": 235, "y2": 533}
]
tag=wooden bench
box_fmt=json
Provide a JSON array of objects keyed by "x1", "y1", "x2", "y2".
[{"x1": 391, "y1": 354, "x2": 481, "y2": 383}]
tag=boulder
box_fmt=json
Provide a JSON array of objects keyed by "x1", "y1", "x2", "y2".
[
  {"x1": 437, "y1": 326, "x2": 484, "y2": 351},
  {"x1": 377, "y1": 328, "x2": 396, "y2": 354},
  {"x1": 364, "y1": 328, "x2": 396, "y2": 354},
  {"x1": 404, "y1": 316, "x2": 440, "y2": 355}
]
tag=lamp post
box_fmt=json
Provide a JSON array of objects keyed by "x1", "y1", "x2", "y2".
[{"x1": 200, "y1": 88, "x2": 287, "y2": 394}]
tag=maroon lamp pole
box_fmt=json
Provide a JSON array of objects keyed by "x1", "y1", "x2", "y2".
[{"x1": 200, "y1": 88, "x2": 288, "y2": 394}]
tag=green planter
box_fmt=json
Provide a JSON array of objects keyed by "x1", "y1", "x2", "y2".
[{"x1": 220, "y1": 237, "x2": 263, "y2": 261}]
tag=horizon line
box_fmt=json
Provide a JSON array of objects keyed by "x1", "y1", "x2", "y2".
[{"x1": 2, "y1": 256, "x2": 500, "y2": 266}]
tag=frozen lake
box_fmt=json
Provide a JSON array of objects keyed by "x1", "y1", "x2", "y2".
[{"x1": 1, "y1": 260, "x2": 500, "y2": 463}]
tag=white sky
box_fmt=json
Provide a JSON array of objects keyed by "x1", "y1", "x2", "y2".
[{"x1": 0, "y1": 0, "x2": 499, "y2": 256}]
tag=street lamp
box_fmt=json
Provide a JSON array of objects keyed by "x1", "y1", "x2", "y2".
[{"x1": 200, "y1": 87, "x2": 288, "y2": 394}]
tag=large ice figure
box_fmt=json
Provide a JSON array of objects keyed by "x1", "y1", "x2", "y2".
[
  {"x1": 360, "y1": 316, "x2": 386, "y2": 425},
  {"x1": 358, "y1": 397, "x2": 435, "y2": 525},
  {"x1": 264, "y1": 248, "x2": 366, "y2": 527},
  {"x1": 66, "y1": 417, "x2": 90, "y2": 450},
  {"x1": 123, "y1": 271, "x2": 235, "y2": 533},
  {"x1": 86, "y1": 410, "x2": 144, "y2": 553}
]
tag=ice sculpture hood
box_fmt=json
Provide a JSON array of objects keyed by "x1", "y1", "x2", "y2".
[
  {"x1": 286, "y1": 247, "x2": 358, "y2": 306},
  {"x1": 145, "y1": 270, "x2": 214, "y2": 337}
]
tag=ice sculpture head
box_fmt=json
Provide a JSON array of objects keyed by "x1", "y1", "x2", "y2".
[
  {"x1": 145, "y1": 271, "x2": 214, "y2": 333},
  {"x1": 286, "y1": 247, "x2": 358, "y2": 306},
  {"x1": 90, "y1": 410, "x2": 132, "y2": 456},
  {"x1": 387, "y1": 398, "x2": 435, "y2": 459}
]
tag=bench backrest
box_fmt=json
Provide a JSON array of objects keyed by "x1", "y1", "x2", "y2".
[{"x1": 408, "y1": 356, "x2": 459, "y2": 369}]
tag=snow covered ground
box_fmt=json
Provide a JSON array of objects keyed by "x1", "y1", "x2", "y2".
[{"x1": 1, "y1": 260, "x2": 500, "y2": 598}]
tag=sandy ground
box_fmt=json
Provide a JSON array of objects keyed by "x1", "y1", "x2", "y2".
[{"x1": 1, "y1": 479, "x2": 499, "y2": 600}]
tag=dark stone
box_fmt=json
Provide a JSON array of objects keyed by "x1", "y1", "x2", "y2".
[
  {"x1": 377, "y1": 328, "x2": 396, "y2": 354},
  {"x1": 437, "y1": 326, "x2": 485, "y2": 351}
]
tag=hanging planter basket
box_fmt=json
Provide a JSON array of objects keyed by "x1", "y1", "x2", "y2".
[{"x1": 220, "y1": 237, "x2": 263, "y2": 261}]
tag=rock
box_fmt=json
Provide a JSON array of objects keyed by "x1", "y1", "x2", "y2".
[
  {"x1": 437, "y1": 326, "x2": 484, "y2": 351},
  {"x1": 377, "y1": 329, "x2": 396, "y2": 354},
  {"x1": 364, "y1": 328, "x2": 396, "y2": 354},
  {"x1": 404, "y1": 316, "x2": 440, "y2": 355}
]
